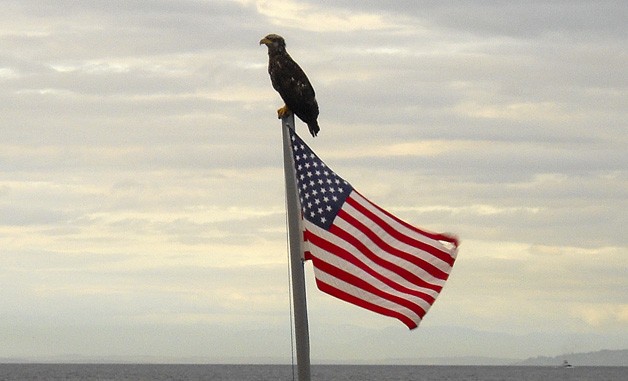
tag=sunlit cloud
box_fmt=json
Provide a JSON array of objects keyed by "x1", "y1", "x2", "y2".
[
  {"x1": 455, "y1": 100, "x2": 573, "y2": 122},
  {"x1": 572, "y1": 304, "x2": 628, "y2": 328},
  {"x1": 391, "y1": 204, "x2": 542, "y2": 216},
  {"x1": 49, "y1": 61, "x2": 130, "y2": 74},
  {"x1": 255, "y1": 0, "x2": 397, "y2": 32},
  {"x1": 0, "y1": 67, "x2": 19, "y2": 79}
]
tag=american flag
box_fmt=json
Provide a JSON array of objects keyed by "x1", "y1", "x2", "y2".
[{"x1": 290, "y1": 129, "x2": 459, "y2": 329}]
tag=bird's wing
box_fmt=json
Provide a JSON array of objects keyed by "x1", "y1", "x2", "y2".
[{"x1": 271, "y1": 54, "x2": 316, "y2": 110}]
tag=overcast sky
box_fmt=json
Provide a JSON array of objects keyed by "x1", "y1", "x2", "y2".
[{"x1": 1, "y1": 0, "x2": 626, "y2": 363}]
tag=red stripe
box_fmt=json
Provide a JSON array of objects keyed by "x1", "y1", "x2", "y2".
[
  {"x1": 353, "y1": 190, "x2": 459, "y2": 248},
  {"x1": 313, "y1": 258, "x2": 425, "y2": 321},
  {"x1": 346, "y1": 194, "x2": 455, "y2": 266},
  {"x1": 312, "y1": 257, "x2": 427, "y2": 319},
  {"x1": 325, "y1": 225, "x2": 443, "y2": 292},
  {"x1": 346, "y1": 194, "x2": 456, "y2": 267},
  {"x1": 304, "y1": 250, "x2": 313, "y2": 261},
  {"x1": 338, "y1": 208, "x2": 449, "y2": 281},
  {"x1": 304, "y1": 228, "x2": 436, "y2": 304},
  {"x1": 306, "y1": 226, "x2": 441, "y2": 293},
  {"x1": 315, "y1": 278, "x2": 418, "y2": 329},
  {"x1": 303, "y1": 228, "x2": 312, "y2": 260}
]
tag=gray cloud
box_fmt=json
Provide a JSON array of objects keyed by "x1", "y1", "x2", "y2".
[
  {"x1": 0, "y1": 0, "x2": 625, "y2": 362},
  {"x1": 330, "y1": 1, "x2": 627, "y2": 38}
]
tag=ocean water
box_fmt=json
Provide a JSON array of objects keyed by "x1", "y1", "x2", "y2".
[{"x1": 0, "y1": 364, "x2": 625, "y2": 381}]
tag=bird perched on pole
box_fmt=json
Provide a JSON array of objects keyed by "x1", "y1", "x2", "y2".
[{"x1": 260, "y1": 34, "x2": 320, "y2": 137}]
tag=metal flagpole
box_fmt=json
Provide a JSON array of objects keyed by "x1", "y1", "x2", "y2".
[{"x1": 281, "y1": 113, "x2": 311, "y2": 381}]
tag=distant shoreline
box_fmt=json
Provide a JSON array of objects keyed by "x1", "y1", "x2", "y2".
[{"x1": 1, "y1": 348, "x2": 626, "y2": 367}]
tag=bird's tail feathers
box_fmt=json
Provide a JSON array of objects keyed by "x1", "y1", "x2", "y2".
[{"x1": 308, "y1": 122, "x2": 320, "y2": 137}]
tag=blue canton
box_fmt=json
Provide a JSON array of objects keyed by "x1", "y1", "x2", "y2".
[{"x1": 290, "y1": 130, "x2": 353, "y2": 230}]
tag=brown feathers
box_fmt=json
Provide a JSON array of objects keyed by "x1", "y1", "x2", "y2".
[{"x1": 260, "y1": 34, "x2": 320, "y2": 137}]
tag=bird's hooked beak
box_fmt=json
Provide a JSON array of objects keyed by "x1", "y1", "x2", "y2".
[{"x1": 259, "y1": 37, "x2": 272, "y2": 46}]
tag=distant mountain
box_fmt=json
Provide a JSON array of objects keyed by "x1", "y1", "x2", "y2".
[
  {"x1": 307, "y1": 324, "x2": 628, "y2": 365},
  {"x1": 517, "y1": 349, "x2": 627, "y2": 367},
  {"x1": 2, "y1": 323, "x2": 625, "y2": 366},
  {"x1": 360, "y1": 356, "x2": 517, "y2": 366},
  {"x1": 2, "y1": 350, "x2": 626, "y2": 366}
]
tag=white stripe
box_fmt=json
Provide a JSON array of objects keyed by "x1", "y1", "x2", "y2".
[
  {"x1": 336, "y1": 208, "x2": 452, "y2": 282},
  {"x1": 304, "y1": 223, "x2": 435, "y2": 312},
  {"x1": 333, "y1": 217, "x2": 447, "y2": 289},
  {"x1": 304, "y1": 220, "x2": 441, "y2": 300},
  {"x1": 350, "y1": 192, "x2": 458, "y2": 258},
  {"x1": 313, "y1": 264, "x2": 423, "y2": 325}
]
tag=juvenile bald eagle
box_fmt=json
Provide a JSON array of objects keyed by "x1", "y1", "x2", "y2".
[{"x1": 260, "y1": 34, "x2": 320, "y2": 137}]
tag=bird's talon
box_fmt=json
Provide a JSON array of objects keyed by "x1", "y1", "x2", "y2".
[{"x1": 277, "y1": 105, "x2": 291, "y2": 119}]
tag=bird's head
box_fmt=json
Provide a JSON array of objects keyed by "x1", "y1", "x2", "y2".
[{"x1": 259, "y1": 34, "x2": 286, "y2": 52}]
